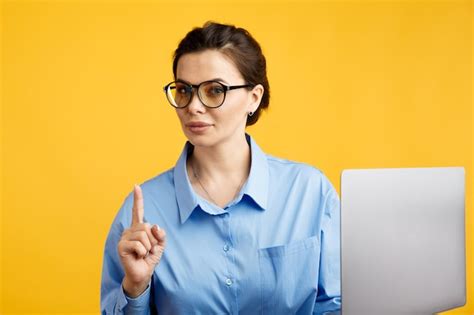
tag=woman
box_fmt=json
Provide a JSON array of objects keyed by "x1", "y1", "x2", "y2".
[{"x1": 101, "y1": 21, "x2": 341, "y2": 315}]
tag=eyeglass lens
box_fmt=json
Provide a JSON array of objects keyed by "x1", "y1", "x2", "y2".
[{"x1": 166, "y1": 81, "x2": 226, "y2": 108}]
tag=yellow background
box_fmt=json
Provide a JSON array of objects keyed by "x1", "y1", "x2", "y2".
[{"x1": 1, "y1": 0, "x2": 472, "y2": 314}]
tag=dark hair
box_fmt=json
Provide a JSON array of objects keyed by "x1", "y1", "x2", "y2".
[{"x1": 172, "y1": 21, "x2": 270, "y2": 126}]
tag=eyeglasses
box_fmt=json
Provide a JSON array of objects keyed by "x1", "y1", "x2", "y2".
[{"x1": 163, "y1": 80, "x2": 253, "y2": 109}]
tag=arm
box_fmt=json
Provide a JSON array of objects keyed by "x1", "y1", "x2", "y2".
[
  {"x1": 314, "y1": 185, "x2": 342, "y2": 315},
  {"x1": 100, "y1": 201, "x2": 152, "y2": 315}
]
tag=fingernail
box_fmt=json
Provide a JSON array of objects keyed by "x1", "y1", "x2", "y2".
[{"x1": 154, "y1": 224, "x2": 160, "y2": 231}]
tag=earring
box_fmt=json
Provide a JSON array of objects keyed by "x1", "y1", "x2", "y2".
[{"x1": 248, "y1": 111, "x2": 254, "y2": 117}]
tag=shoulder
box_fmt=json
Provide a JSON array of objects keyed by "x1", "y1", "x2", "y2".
[
  {"x1": 266, "y1": 153, "x2": 322, "y2": 180},
  {"x1": 140, "y1": 167, "x2": 175, "y2": 194},
  {"x1": 116, "y1": 167, "x2": 175, "y2": 219},
  {"x1": 121, "y1": 166, "x2": 175, "y2": 199},
  {"x1": 265, "y1": 153, "x2": 336, "y2": 194}
]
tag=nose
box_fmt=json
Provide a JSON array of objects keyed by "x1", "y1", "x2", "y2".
[{"x1": 186, "y1": 89, "x2": 207, "y2": 114}]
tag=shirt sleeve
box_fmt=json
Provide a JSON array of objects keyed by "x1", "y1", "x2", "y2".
[
  {"x1": 122, "y1": 279, "x2": 152, "y2": 314},
  {"x1": 313, "y1": 182, "x2": 342, "y2": 315},
  {"x1": 100, "y1": 197, "x2": 152, "y2": 315}
]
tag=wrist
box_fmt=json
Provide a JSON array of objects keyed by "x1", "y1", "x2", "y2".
[{"x1": 122, "y1": 276, "x2": 151, "y2": 298}]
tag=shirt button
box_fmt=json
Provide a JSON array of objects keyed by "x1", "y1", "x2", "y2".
[
  {"x1": 225, "y1": 278, "x2": 233, "y2": 286},
  {"x1": 223, "y1": 244, "x2": 230, "y2": 252}
]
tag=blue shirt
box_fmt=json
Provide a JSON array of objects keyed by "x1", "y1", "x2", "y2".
[{"x1": 101, "y1": 133, "x2": 341, "y2": 315}]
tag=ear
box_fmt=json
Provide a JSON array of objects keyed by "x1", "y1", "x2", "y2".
[{"x1": 247, "y1": 84, "x2": 264, "y2": 113}]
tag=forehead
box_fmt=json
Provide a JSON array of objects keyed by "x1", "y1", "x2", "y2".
[{"x1": 176, "y1": 49, "x2": 243, "y2": 84}]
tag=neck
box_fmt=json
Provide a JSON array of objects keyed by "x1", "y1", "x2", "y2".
[{"x1": 188, "y1": 133, "x2": 251, "y2": 183}]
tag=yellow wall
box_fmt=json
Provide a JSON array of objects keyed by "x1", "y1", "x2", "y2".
[
  {"x1": 1, "y1": 1, "x2": 3, "y2": 312},
  {"x1": 1, "y1": 0, "x2": 472, "y2": 314}
]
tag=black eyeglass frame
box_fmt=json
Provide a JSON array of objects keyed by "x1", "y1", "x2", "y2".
[{"x1": 163, "y1": 79, "x2": 254, "y2": 109}]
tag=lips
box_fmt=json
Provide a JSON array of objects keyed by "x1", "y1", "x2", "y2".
[
  {"x1": 186, "y1": 121, "x2": 213, "y2": 127},
  {"x1": 185, "y1": 121, "x2": 213, "y2": 134}
]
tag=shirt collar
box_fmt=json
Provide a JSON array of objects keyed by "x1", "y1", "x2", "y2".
[
  {"x1": 174, "y1": 133, "x2": 269, "y2": 224},
  {"x1": 241, "y1": 133, "x2": 269, "y2": 211}
]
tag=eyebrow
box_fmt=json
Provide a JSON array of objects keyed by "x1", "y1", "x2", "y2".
[{"x1": 176, "y1": 78, "x2": 229, "y2": 85}]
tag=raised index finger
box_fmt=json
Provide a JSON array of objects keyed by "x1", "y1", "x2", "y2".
[{"x1": 132, "y1": 184, "x2": 144, "y2": 225}]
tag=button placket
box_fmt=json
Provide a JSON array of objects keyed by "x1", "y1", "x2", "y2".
[{"x1": 221, "y1": 212, "x2": 238, "y2": 312}]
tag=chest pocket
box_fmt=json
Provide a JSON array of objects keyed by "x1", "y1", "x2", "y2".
[{"x1": 258, "y1": 235, "x2": 321, "y2": 314}]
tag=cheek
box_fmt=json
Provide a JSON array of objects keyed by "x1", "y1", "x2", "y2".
[
  {"x1": 225, "y1": 94, "x2": 249, "y2": 116},
  {"x1": 214, "y1": 107, "x2": 247, "y2": 130},
  {"x1": 175, "y1": 111, "x2": 186, "y2": 123}
]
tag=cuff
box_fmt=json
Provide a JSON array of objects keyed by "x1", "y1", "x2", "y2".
[{"x1": 117, "y1": 280, "x2": 151, "y2": 314}]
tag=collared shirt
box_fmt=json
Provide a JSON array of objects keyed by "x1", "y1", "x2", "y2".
[{"x1": 100, "y1": 133, "x2": 341, "y2": 315}]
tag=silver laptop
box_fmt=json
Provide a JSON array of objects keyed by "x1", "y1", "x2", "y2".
[{"x1": 340, "y1": 167, "x2": 466, "y2": 314}]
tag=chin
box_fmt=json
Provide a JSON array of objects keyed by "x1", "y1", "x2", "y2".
[{"x1": 183, "y1": 129, "x2": 219, "y2": 148}]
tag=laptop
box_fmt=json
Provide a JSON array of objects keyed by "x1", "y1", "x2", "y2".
[{"x1": 340, "y1": 167, "x2": 466, "y2": 314}]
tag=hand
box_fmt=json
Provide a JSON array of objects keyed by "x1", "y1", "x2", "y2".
[{"x1": 117, "y1": 184, "x2": 166, "y2": 297}]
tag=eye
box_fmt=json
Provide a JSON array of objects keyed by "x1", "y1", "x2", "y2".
[
  {"x1": 211, "y1": 86, "x2": 224, "y2": 95},
  {"x1": 176, "y1": 84, "x2": 191, "y2": 95},
  {"x1": 205, "y1": 83, "x2": 225, "y2": 96}
]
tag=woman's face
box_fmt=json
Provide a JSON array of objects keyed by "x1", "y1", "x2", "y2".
[{"x1": 175, "y1": 49, "x2": 262, "y2": 148}]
